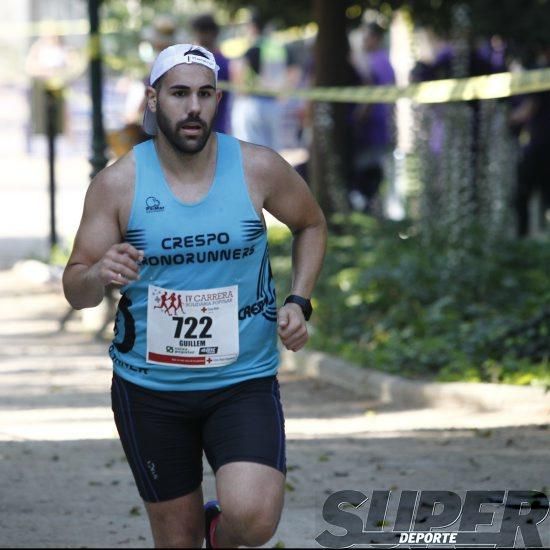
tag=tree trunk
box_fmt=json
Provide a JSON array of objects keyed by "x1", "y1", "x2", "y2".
[{"x1": 309, "y1": 0, "x2": 352, "y2": 215}]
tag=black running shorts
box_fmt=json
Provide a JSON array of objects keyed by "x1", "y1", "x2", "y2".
[{"x1": 111, "y1": 373, "x2": 286, "y2": 503}]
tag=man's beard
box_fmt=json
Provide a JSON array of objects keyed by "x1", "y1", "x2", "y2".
[{"x1": 156, "y1": 104, "x2": 214, "y2": 154}]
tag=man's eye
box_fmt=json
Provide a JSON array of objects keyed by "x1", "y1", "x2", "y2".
[
  {"x1": 173, "y1": 90, "x2": 186, "y2": 97},
  {"x1": 199, "y1": 91, "x2": 212, "y2": 98}
]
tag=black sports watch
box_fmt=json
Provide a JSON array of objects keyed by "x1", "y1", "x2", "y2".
[{"x1": 283, "y1": 294, "x2": 313, "y2": 321}]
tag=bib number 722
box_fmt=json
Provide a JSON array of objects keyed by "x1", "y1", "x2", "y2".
[{"x1": 172, "y1": 316, "x2": 213, "y2": 339}]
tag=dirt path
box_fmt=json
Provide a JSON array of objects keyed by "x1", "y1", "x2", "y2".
[{"x1": 0, "y1": 267, "x2": 548, "y2": 548}]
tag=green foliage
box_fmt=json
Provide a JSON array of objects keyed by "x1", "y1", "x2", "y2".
[
  {"x1": 213, "y1": 0, "x2": 312, "y2": 28},
  {"x1": 214, "y1": 0, "x2": 550, "y2": 59},
  {"x1": 268, "y1": 214, "x2": 550, "y2": 386}
]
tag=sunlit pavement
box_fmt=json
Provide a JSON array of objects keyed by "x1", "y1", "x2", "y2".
[{"x1": 2, "y1": 265, "x2": 547, "y2": 444}]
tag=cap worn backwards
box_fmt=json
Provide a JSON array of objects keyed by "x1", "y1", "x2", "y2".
[{"x1": 143, "y1": 43, "x2": 220, "y2": 136}]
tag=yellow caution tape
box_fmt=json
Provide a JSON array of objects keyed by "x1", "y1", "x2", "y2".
[
  {"x1": 88, "y1": 34, "x2": 102, "y2": 61},
  {"x1": 218, "y1": 67, "x2": 550, "y2": 104}
]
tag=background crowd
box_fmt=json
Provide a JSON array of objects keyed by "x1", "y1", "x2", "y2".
[{"x1": 24, "y1": 7, "x2": 550, "y2": 237}]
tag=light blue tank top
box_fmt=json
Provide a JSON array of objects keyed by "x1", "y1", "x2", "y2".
[{"x1": 109, "y1": 133, "x2": 279, "y2": 390}]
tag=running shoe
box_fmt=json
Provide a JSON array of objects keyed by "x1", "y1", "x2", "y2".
[{"x1": 204, "y1": 499, "x2": 221, "y2": 549}]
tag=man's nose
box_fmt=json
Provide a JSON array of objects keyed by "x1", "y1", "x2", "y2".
[{"x1": 187, "y1": 93, "x2": 201, "y2": 116}]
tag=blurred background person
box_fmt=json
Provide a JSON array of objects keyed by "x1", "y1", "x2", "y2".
[
  {"x1": 25, "y1": 34, "x2": 74, "y2": 154},
  {"x1": 278, "y1": 39, "x2": 309, "y2": 153},
  {"x1": 25, "y1": 34, "x2": 71, "y2": 80},
  {"x1": 349, "y1": 22, "x2": 396, "y2": 214},
  {"x1": 190, "y1": 13, "x2": 231, "y2": 134},
  {"x1": 230, "y1": 9, "x2": 289, "y2": 150},
  {"x1": 509, "y1": 43, "x2": 550, "y2": 236}
]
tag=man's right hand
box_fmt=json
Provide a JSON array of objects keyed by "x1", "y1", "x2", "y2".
[{"x1": 92, "y1": 243, "x2": 144, "y2": 287}]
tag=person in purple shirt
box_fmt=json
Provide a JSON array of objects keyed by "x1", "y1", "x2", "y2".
[
  {"x1": 509, "y1": 44, "x2": 550, "y2": 236},
  {"x1": 191, "y1": 14, "x2": 231, "y2": 134},
  {"x1": 350, "y1": 22, "x2": 396, "y2": 214}
]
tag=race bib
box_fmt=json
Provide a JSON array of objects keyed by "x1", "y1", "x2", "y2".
[{"x1": 146, "y1": 284, "x2": 239, "y2": 368}]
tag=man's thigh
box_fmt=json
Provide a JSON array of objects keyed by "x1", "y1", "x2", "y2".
[
  {"x1": 202, "y1": 375, "x2": 286, "y2": 475},
  {"x1": 111, "y1": 374, "x2": 204, "y2": 503}
]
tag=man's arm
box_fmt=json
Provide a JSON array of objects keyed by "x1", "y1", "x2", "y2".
[
  {"x1": 62, "y1": 158, "x2": 142, "y2": 310},
  {"x1": 244, "y1": 145, "x2": 327, "y2": 351},
  {"x1": 263, "y1": 158, "x2": 327, "y2": 300}
]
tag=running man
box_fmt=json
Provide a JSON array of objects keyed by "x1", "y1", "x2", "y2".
[{"x1": 62, "y1": 44, "x2": 327, "y2": 548}]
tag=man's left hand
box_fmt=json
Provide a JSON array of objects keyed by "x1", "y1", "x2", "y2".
[{"x1": 277, "y1": 303, "x2": 309, "y2": 352}]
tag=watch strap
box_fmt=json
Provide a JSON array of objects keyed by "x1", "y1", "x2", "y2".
[{"x1": 284, "y1": 294, "x2": 313, "y2": 321}]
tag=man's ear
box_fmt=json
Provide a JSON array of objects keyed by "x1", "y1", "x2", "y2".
[
  {"x1": 216, "y1": 89, "x2": 223, "y2": 105},
  {"x1": 145, "y1": 86, "x2": 158, "y2": 113}
]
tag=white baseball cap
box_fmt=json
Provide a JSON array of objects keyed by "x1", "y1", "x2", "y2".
[{"x1": 143, "y1": 43, "x2": 220, "y2": 135}]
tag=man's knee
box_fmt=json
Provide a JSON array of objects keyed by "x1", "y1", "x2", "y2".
[{"x1": 224, "y1": 505, "x2": 281, "y2": 546}]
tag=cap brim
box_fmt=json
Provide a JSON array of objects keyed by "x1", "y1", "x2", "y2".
[{"x1": 143, "y1": 106, "x2": 157, "y2": 135}]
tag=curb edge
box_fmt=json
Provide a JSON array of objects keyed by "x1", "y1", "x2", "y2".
[{"x1": 282, "y1": 349, "x2": 550, "y2": 414}]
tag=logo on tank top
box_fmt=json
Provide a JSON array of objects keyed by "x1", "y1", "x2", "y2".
[
  {"x1": 239, "y1": 242, "x2": 277, "y2": 322},
  {"x1": 237, "y1": 221, "x2": 276, "y2": 322},
  {"x1": 146, "y1": 196, "x2": 165, "y2": 213}
]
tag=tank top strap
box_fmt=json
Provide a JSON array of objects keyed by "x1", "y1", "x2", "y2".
[
  {"x1": 133, "y1": 138, "x2": 158, "y2": 182},
  {"x1": 213, "y1": 133, "x2": 254, "y2": 212}
]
